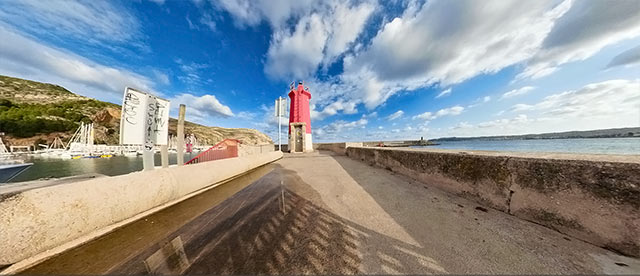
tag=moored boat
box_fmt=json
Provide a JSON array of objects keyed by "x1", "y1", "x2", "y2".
[{"x1": 0, "y1": 160, "x2": 32, "y2": 183}]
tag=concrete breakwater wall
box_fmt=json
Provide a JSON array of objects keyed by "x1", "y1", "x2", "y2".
[
  {"x1": 239, "y1": 143, "x2": 274, "y2": 156},
  {"x1": 314, "y1": 142, "x2": 363, "y2": 155},
  {"x1": 0, "y1": 151, "x2": 283, "y2": 267},
  {"x1": 341, "y1": 146, "x2": 639, "y2": 257}
]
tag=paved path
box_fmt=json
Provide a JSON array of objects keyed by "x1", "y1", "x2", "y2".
[{"x1": 22, "y1": 151, "x2": 640, "y2": 274}]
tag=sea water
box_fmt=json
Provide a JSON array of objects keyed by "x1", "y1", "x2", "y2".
[{"x1": 421, "y1": 137, "x2": 640, "y2": 155}]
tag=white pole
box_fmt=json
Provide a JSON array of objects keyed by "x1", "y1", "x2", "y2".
[
  {"x1": 177, "y1": 104, "x2": 186, "y2": 165},
  {"x1": 160, "y1": 144, "x2": 169, "y2": 168},
  {"x1": 278, "y1": 97, "x2": 282, "y2": 151}
]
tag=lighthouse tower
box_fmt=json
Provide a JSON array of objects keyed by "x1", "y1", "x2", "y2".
[{"x1": 288, "y1": 81, "x2": 313, "y2": 152}]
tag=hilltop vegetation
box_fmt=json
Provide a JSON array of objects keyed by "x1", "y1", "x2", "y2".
[
  {"x1": 0, "y1": 99, "x2": 110, "y2": 137},
  {"x1": 0, "y1": 75, "x2": 272, "y2": 146}
]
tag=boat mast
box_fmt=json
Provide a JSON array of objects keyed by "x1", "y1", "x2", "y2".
[{"x1": 0, "y1": 136, "x2": 8, "y2": 154}]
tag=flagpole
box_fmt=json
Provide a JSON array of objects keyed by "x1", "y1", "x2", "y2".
[{"x1": 278, "y1": 97, "x2": 282, "y2": 151}]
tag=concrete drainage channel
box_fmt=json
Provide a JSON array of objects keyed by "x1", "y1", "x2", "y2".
[
  {"x1": 326, "y1": 144, "x2": 639, "y2": 258},
  {"x1": 0, "y1": 151, "x2": 283, "y2": 274}
]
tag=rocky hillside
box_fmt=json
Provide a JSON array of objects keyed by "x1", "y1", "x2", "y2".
[{"x1": 0, "y1": 75, "x2": 272, "y2": 147}]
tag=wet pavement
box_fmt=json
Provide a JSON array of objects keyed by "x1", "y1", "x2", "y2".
[{"x1": 21, "y1": 151, "x2": 640, "y2": 274}]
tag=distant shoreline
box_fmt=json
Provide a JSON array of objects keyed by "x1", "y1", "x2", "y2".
[
  {"x1": 430, "y1": 127, "x2": 639, "y2": 142},
  {"x1": 433, "y1": 136, "x2": 640, "y2": 142}
]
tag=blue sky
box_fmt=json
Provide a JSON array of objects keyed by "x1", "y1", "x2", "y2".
[{"x1": 0, "y1": 0, "x2": 639, "y2": 142}]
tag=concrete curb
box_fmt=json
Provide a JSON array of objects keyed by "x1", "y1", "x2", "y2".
[{"x1": 0, "y1": 151, "x2": 283, "y2": 267}]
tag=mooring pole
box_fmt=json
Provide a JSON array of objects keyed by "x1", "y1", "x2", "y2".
[
  {"x1": 160, "y1": 145, "x2": 169, "y2": 168},
  {"x1": 177, "y1": 104, "x2": 186, "y2": 166}
]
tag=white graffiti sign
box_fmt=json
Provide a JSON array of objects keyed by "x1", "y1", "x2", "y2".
[{"x1": 120, "y1": 87, "x2": 170, "y2": 146}]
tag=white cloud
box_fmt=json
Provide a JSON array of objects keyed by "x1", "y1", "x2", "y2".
[
  {"x1": 236, "y1": 111, "x2": 257, "y2": 120},
  {"x1": 512, "y1": 79, "x2": 640, "y2": 119},
  {"x1": 0, "y1": 0, "x2": 142, "y2": 45},
  {"x1": 214, "y1": 0, "x2": 375, "y2": 80},
  {"x1": 199, "y1": 13, "x2": 217, "y2": 31},
  {"x1": 314, "y1": 117, "x2": 368, "y2": 139},
  {"x1": 607, "y1": 45, "x2": 640, "y2": 69},
  {"x1": 435, "y1": 88, "x2": 451, "y2": 99},
  {"x1": 477, "y1": 114, "x2": 531, "y2": 128},
  {"x1": 434, "y1": 105, "x2": 464, "y2": 117},
  {"x1": 311, "y1": 99, "x2": 358, "y2": 121},
  {"x1": 413, "y1": 105, "x2": 464, "y2": 121},
  {"x1": 500, "y1": 86, "x2": 535, "y2": 100},
  {"x1": 264, "y1": 1, "x2": 375, "y2": 80},
  {"x1": 0, "y1": 26, "x2": 153, "y2": 102},
  {"x1": 519, "y1": 0, "x2": 640, "y2": 79},
  {"x1": 265, "y1": 13, "x2": 329, "y2": 80},
  {"x1": 153, "y1": 70, "x2": 171, "y2": 86},
  {"x1": 386, "y1": 110, "x2": 404, "y2": 121},
  {"x1": 212, "y1": 0, "x2": 314, "y2": 28},
  {"x1": 510, "y1": 104, "x2": 534, "y2": 112},
  {"x1": 321, "y1": 2, "x2": 376, "y2": 68},
  {"x1": 444, "y1": 79, "x2": 640, "y2": 137},
  {"x1": 186, "y1": 16, "x2": 197, "y2": 30},
  {"x1": 170, "y1": 93, "x2": 234, "y2": 121},
  {"x1": 413, "y1": 112, "x2": 433, "y2": 121},
  {"x1": 175, "y1": 59, "x2": 210, "y2": 86},
  {"x1": 249, "y1": 103, "x2": 288, "y2": 141},
  {"x1": 451, "y1": 122, "x2": 472, "y2": 130},
  {"x1": 468, "y1": 96, "x2": 491, "y2": 108},
  {"x1": 341, "y1": 0, "x2": 570, "y2": 109},
  {"x1": 441, "y1": 114, "x2": 548, "y2": 137}
]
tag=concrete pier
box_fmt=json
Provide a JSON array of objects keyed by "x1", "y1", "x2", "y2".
[{"x1": 11, "y1": 151, "x2": 640, "y2": 274}]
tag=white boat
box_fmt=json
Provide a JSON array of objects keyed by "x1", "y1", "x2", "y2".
[
  {"x1": 123, "y1": 151, "x2": 139, "y2": 157},
  {"x1": 0, "y1": 138, "x2": 32, "y2": 183},
  {"x1": 0, "y1": 160, "x2": 32, "y2": 183}
]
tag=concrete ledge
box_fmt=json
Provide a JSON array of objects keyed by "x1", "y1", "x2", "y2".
[
  {"x1": 0, "y1": 151, "x2": 283, "y2": 266},
  {"x1": 345, "y1": 146, "x2": 640, "y2": 257},
  {"x1": 238, "y1": 143, "x2": 274, "y2": 157},
  {"x1": 314, "y1": 142, "x2": 363, "y2": 155}
]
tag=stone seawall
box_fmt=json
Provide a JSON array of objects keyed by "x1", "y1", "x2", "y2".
[
  {"x1": 0, "y1": 151, "x2": 283, "y2": 267},
  {"x1": 345, "y1": 146, "x2": 640, "y2": 257}
]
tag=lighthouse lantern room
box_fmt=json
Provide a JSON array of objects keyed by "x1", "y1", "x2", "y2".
[{"x1": 288, "y1": 81, "x2": 313, "y2": 153}]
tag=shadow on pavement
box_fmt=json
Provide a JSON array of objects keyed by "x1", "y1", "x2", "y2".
[{"x1": 21, "y1": 162, "x2": 445, "y2": 274}]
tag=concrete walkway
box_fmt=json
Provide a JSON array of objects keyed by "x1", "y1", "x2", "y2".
[{"x1": 22, "y1": 151, "x2": 640, "y2": 274}]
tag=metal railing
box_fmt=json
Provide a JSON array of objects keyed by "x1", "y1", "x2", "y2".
[{"x1": 184, "y1": 139, "x2": 240, "y2": 165}]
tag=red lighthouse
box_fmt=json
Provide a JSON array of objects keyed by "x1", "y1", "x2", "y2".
[{"x1": 288, "y1": 81, "x2": 313, "y2": 152}]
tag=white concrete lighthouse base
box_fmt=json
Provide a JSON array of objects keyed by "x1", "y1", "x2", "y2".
[
  {"x1": 304, "y1": 133, "x2": 313, "y2": 152},
  {"x1": 288, "y1": 122, "x2": 313, "y2": 153}
]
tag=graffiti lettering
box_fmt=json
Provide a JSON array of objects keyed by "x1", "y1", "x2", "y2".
[{"x1": 123, "y1": 92, "x2": 140, "y2": 125}]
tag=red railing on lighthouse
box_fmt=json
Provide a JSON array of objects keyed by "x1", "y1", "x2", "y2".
[{"x1": 184, "y1": 139, "x2": 240, "y2": 165}]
